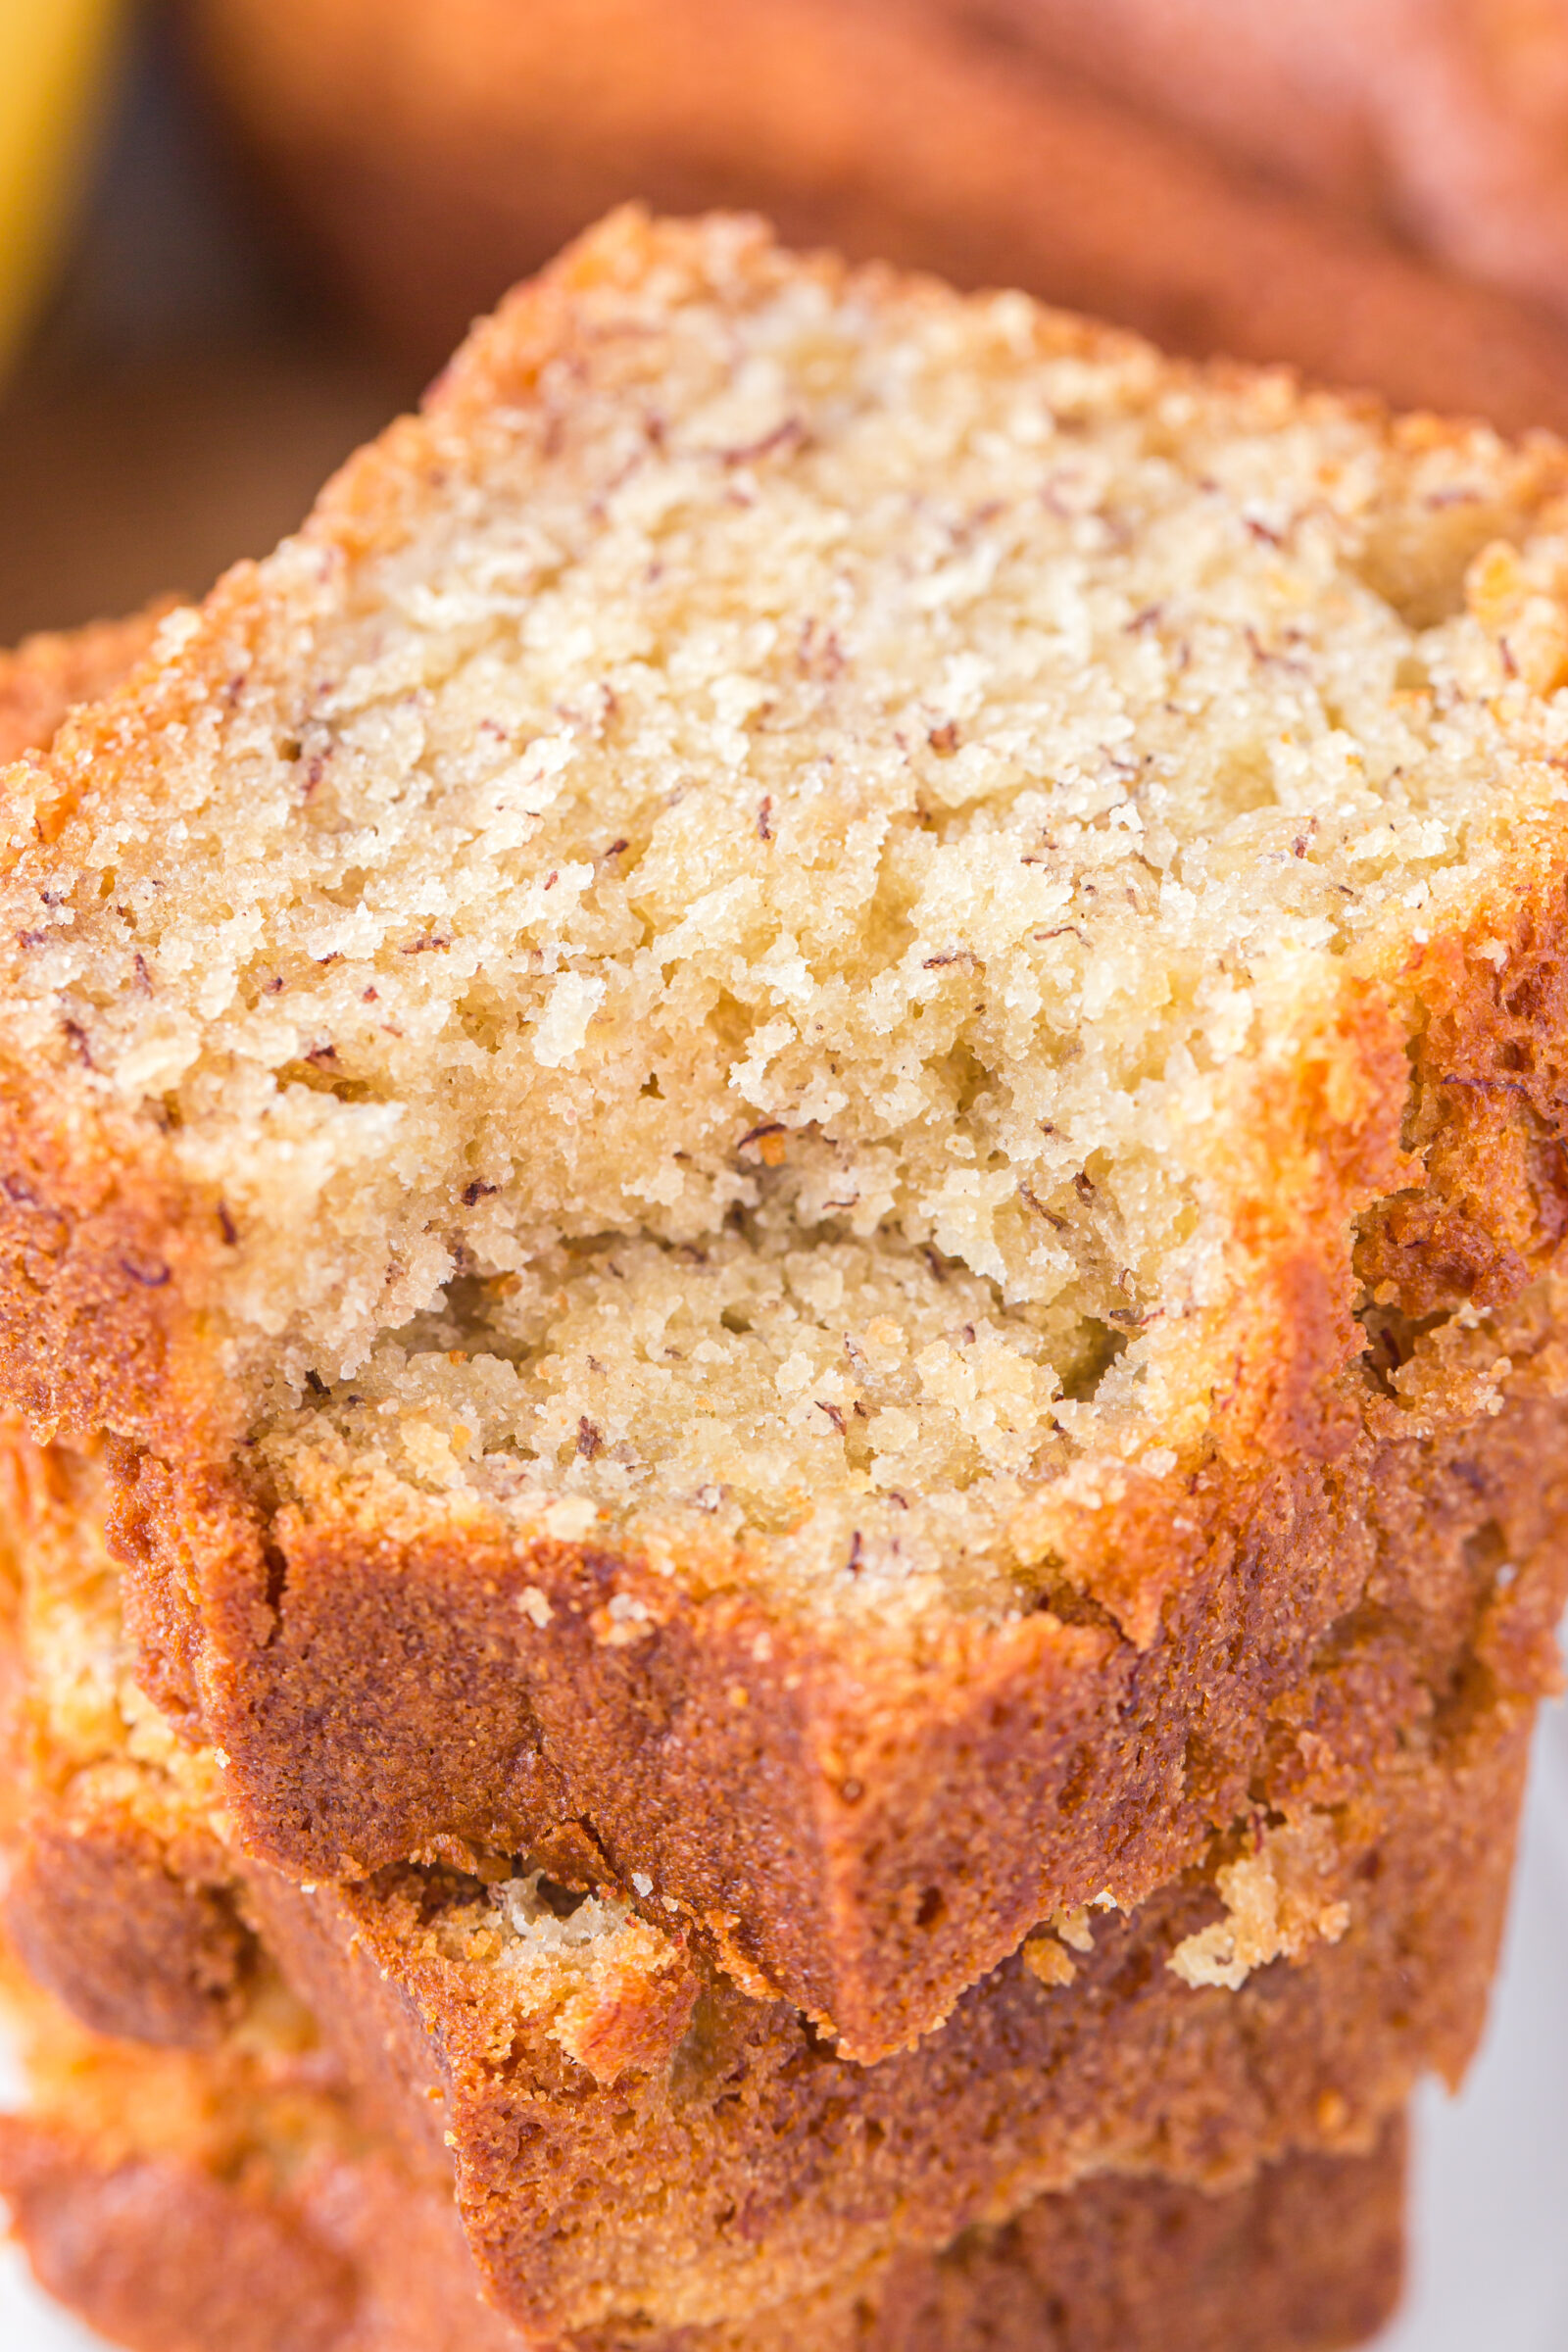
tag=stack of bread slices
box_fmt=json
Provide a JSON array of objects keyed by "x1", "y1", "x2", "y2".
[{"x1": 2, "y1": 208, "x2": 1567, "y2": 2352}]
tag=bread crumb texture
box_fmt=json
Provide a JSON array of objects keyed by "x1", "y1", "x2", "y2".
[
  {"x1": 1167, "y1": 1813, "x2": 1351, "y2": 1991},
  {"x1": 7, "y1": 210, "x2": 1568, "y2": 1610}
]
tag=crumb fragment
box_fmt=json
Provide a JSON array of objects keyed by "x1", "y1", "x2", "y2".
[
  {"x1": 1022, "y1": 1932, "x2": 1077, "y2": 1988},
  {"x1": 1168, "y1": 1816, "x2": 1352, "y2": 1991}
]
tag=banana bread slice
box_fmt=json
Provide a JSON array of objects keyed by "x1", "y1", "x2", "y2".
[
  {"x1": 0, "y1": 1935, "x2": 1406, "y2": 2352},
  {"x1": 0, "y1": 1410, "x2": 1539, "y2": 2339},
  {"x1": 7, "y1": 213, "x2": 1568, "y2": 2055}
]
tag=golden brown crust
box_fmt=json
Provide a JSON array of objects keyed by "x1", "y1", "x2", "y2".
[
  {"x1": 240, "y1": 1681, "x2": 1515, "y2": 2336},
  {"x1": 100, "y1": 1295, "x2": 1568, "y2": 2062},
  {"x1": 0, "y1": 1937, "x2": 487, "y2": 2352},
  {"x1": 2, "y1": 1809, "x2": 251, "y2": 2047},
  {"x1": 0, "y1": 2093, "x2": 1405, "y2": 2352},
  {"x1": 864, "y1": 2120, "x2": 1404, "y2": 2352},
  {"x1": 0, "y1": 1864, "x2": 1407, "y2": 2352},
  {"x1": 0, "y1": 1416, "x2": 1528, "y2": 2337},
  {"x1": 0, "y1": 1401, "x2": 1514, "y2": 2334},
  {"x1": 182, "y1": 0, "x2": 1568, "y2": 435},
  {"x1": 0, "y1": 606, "x2": 238, "y2": 1472},
  {"x1": 0, "y1": 2131, "x2": 360, "y2": 2352},
  {"x1": 0, "y1": 1076, "x2": 230, "y2": 1476},
  {"x1": 0, "y1": 601, "x2": 205, "y2": 1462},
  {"x1": 0, "y1": 606, "x2": 177, "y2": 767}
]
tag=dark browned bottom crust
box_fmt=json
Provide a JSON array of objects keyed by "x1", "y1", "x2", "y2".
[{"x1": 0, "y1": 2101, "x2": 1405, "y2": 2352}]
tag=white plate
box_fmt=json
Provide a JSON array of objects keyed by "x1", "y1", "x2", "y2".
[{"x1": 5, "y1": 1699, "x2": 1567, "y2": 2350}]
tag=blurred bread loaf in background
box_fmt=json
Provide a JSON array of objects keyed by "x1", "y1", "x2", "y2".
[
  {"x1": 12, "y1": 0, "x2": 1568, "y2": 645},
  {"x1": 180, "y1": 0, "x2": 1568, "y2": 432},
  {"x1": 986, "y1": 0, "x2": 1568, "y2": 324}
]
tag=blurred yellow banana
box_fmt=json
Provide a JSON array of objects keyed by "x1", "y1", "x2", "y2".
[{"x1": 0, "y1": 0, "x2": 123, "y2": 378}]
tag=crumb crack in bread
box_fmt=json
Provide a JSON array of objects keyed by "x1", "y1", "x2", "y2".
[{"x1": 7, "y1": 215, "x2": 1568, "y2": 2051}]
